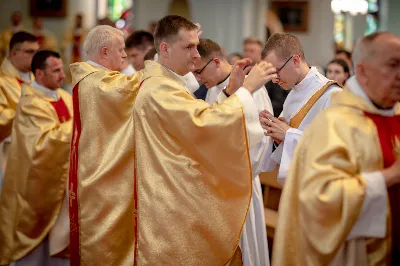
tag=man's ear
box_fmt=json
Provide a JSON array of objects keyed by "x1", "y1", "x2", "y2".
[
  {"x1": 100, "y1": 46, "x2": 108, "y2": 58},
  {"x1": 214, "y1": 58, "x2": 221, "y2": 68},
  {"x1": 159, "y1": 42, "x2": 169, "y2": 58}
]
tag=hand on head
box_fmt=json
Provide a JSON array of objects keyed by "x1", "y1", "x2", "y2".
[
  {"x1": 243, "y1": 61, "x2": 277, "y2": 94},
  {"x1": 226, "y1": 58, "x2": 253, "y2": 95}
]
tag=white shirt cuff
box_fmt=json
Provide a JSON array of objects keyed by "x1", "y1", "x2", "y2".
[
  {"x1": 346, "y1": 171, "x2": 388, "y2": 240},
  {"x1": 234, "y1": 87, "x2": 264, "y2": 149}
]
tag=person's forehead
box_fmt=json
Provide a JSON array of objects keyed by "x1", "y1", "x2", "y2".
[
  {"x1": 22, "y1": 41, "x2": 39, "y2": 48},
  {"x1": 245, "y1": 43, "x2": 261, "y2": 49},
  {"x1": 46, "y1": 57, "x2": 63, "y2": 67},
  {"x1": 177, "y1": 28, "x2": 198, "y2": 43}
]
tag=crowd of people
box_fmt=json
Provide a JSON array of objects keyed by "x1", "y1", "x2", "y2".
[{"x1": 0, "y1": 11, "x2": 399, "y2": 266}]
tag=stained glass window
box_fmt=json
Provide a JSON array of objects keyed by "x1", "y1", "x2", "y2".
[
  {"x1": 107, "y1": 0, "x2": 132, "y2": 22},
  {"x1": 365, "y1": 0, "x2": 379, "y2": 35}
]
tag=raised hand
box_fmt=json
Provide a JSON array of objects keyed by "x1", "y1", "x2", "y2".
[
  {"x1": 243, "y1": 61, "x2": 277, "y2": 94},
  {"x1": 225, "y1": 58, "x2": 253, "y2": 95}
]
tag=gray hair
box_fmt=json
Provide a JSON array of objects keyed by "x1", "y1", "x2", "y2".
[{"x1": 84, "y1": 25, "x2": 124, "y2": 58}]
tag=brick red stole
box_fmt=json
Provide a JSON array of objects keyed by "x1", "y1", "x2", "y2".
[
  {"x1": 69, "y1": 84, "x2": 81, "y2": 266},
  {"x1": 364, "y1": 112, "x2": 400, "y2": 264}
]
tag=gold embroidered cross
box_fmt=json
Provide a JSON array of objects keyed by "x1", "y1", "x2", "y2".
[
  {"x1": 69, "y1": 183, "x2": 76, "y2": 207},
  {"x1": 394, "y1": 136, "x2": 400, "y2": 158}
]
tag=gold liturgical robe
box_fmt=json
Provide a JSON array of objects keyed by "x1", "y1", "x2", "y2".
[
  {"x1": 68, "y1": 62, "x2": 142, "y2": 266},
  {"x1": 0, "y1": 58, "x2": 34, "y2": 141},
  {"x1": 272, "y1": 85, "x2": 399, "y2": 266},
  {"x1": 0, "y1": 84, "x2": 72, "y2": 264},
  {"x1": 133, "y1": 61, "x2": 254, "y2": 265}
]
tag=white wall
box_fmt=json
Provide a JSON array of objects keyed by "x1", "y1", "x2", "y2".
[
  {"x1": 288, "y1": 0, "x2": 334, "y2": 68},
  {"x1": 133, "y1": 0, "x2": 266, "y2": 55},
  {"x1": 133, "y1": 0, "x2": 337, "y2": 67}
]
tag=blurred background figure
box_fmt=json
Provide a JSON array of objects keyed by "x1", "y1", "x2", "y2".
[
  {"x1": 243, "y1": 37, "x2": 262, "y2": 65},
  {"x1": 62, "y1": 14, "x2": 87, "y2": 90},
  {"x1": 30, "y1": 17, "x2": 58, "y2": 51},
  {"x1": 326, "y1": 58, "x2": 350, "y2": 86},
  {"x1": 227, "y1": 52, "x2": 242, "y2": 65},
  {"x1": 0, "y1": 11, "x2": 24, "y2": 64},
  {"x1": 335, "y1": 49, "x2": 353, "y2": 74}
]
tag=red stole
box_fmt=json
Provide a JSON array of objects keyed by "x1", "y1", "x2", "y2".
[
  {"x1": 16, "y1": 78, "x2": 24, "y2": 85},
  {"x1": 364, "y1": 111, "x2": 400, "y2": 264},
  {"x1": 69, "y1": 83, "x2": 81, "y2": 266},
  {"x1": 50, "y1": 97, "x2": 71, "y2": 123}
]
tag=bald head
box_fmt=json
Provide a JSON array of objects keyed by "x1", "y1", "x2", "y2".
[
  {"x1": 353, "y1": 32, "x2": 400, "y2": 108},
  {"x1": 353, "y1": 32, "x2": 398, "y2": 66},
  {"x1": 84, "y1": 25, "x2": 127, "y2": 71}
]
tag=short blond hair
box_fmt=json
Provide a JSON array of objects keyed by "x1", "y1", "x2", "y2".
[
  {"x1": 262, "y1": 33, "x2": 305, "y2": 60},
  {"x1": 84, "y1": 25, "x2": 124, "y2": 58}
]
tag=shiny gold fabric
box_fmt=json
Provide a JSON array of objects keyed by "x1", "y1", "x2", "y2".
[
  {"x1": 133, "y1": 60, "x2": 252, "y2": 265},
  {"x1": 69, "y1": 62, "x2": 142, "y2": 266},
  {"x1": 0, "y1": 84, "x2": 72, "y2": 264},
  {"x1": 0, "y1": 58, "x2": 34, "y2": 141},
  {"x1": 272, "y1": 88, "x2": 399, "y2": 266}
]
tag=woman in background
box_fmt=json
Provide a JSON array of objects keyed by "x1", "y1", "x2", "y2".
[{"x1": 326, "y1": 58, "x2": 350, "y2": 86}]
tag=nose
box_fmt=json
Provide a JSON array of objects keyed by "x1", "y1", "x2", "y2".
[
  {"x1": 60, "y1": 70, "x2": 66, "y2": 80},
  {"x1": 193, "y1": 48, "x2": 200, "y2": 59},
  {"x1": 122, "y1": 50, "x2": 127, "y2": 59}
]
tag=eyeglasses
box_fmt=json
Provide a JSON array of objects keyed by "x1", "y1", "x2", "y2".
[
  {"x1": 277, "y1": 55, "x2": 294, "y2": 76},
  {"x1": 194, "y1": 58, "x2": 214, "y2": 75}
]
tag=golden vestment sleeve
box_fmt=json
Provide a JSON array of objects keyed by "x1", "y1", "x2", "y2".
[
  {"x1": 0, "y1": 78, "x2": 17, "y2": 141},
  {"x1": 0, "y1": 59, "x2": 34, "y2": 141},
  {"x1": 68, "y1": 62, "x2": 142, "y2": 266},
  {"x1": 133, "y1": 61, "x2": 253, "y2": 265},
  {"x1": 0, "y1": 86, "x2": 72, "y2": 264},
  {"x1": 272, "y1": 90, "x2": 393, "y2": 266}
]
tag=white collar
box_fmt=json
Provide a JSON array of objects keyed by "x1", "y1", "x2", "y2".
[
  {"x1": 120, "y1": 64, "x2": 136, "y2": 76},
  {"x1": 87, "y1": 60, "x2": 110, "y2": 70},
  {"x1": 292, "y1": 67, "x2": 318, "y2": 92},
  {"x1": 215, "y1": 74, "x2": 231, "y2": 90},
  {"x1": 31, "y1": 81, "x2": 59, "y2": 100},
  {"x1": 18, "y1": 71, "x2": 31, "y2": 82},
  {"x1": 346, "y1": 76, "x2": 395, "y2": 116}
]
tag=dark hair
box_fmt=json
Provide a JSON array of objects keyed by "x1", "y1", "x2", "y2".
[
  {"x1": 197, "y1": 38, "x2": 224, "y2": 60},
  {"x1": 144, "y1": 47, "x2": 157, "y2": 61},
  {"x1": 262, "y1": 33, "x2": 305, "y2": 60},
  {"x1": 327, "y1": 59, "x2": 350, "y2": 75},
  {"x1": 154, "y1": 15, "x2": 197, "y2": 52},
  {"x1": 9, "y1": 31, "x2": 37, "y2": 51},
  {"x1": 125, "y1": 30, "x2": 154, "y2": 51},
  {"x1": 335, "y1": 49, "x2": 352, "y2": 60},
  {"x1": 31, "y1": 50, "x2": 61, "y2": 75}
]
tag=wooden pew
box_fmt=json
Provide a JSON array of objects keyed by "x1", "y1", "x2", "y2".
[{"x1": 259, "y1": 169, "x2": 282, "y2": 239}]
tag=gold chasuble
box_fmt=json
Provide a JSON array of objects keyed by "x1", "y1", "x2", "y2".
[
  {"x1": 133, "y1": 61, "x2": 253, "y2": 265},
  {"x1": 0, "y1": 84, "x2": 72, "y2": 264},
  {"x1": 68, "y1": 62, "x2": 142, "y2": 266},
  {"x1": 0, "y1": 58, "x2": 34, "y2": 141},
  {"x1": 272, "y1": 87, "x2": 400, "y2": 266}
]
